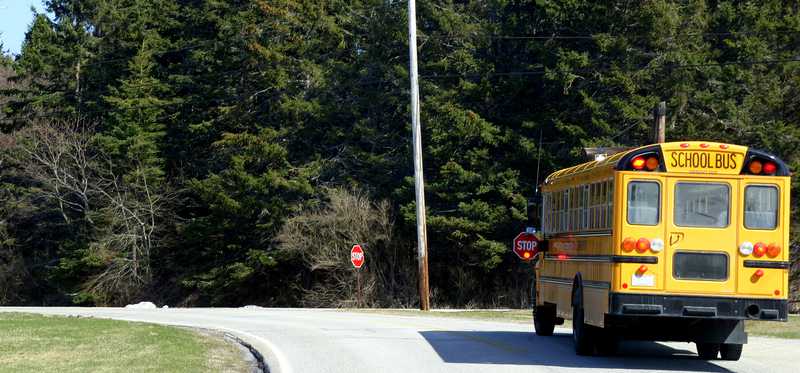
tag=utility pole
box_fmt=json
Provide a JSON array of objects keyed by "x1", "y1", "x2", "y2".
[
  {"x1": 653, "y1": 101, "x2": 666, "y2": 143},
  {"x1": 407, "y1": 0, "x2": 430, "y2": 311}
]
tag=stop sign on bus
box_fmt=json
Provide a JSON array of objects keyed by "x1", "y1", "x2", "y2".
[{"x1": 513, "y1": 232, "x2": 540, "y2": 260}]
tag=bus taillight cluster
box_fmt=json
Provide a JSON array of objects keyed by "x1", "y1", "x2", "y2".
[
  {"x1": 631, "y1": 155, "x2": 660, "y2": 171},
  {"x1": 621, "y1": 237, "x2": 664, "y2": 254},
  {"x1": 739, "y1": 241, "x2": 781, "y2": 258},
  {"x1": 745, "y1": 159, "x2": 778, "y2": 175}
]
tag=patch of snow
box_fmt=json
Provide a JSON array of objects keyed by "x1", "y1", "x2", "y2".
[{"x1": 124, "y1": 301, "x2": 157, "y2": 309}]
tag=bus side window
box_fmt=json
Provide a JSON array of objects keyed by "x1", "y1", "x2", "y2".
[
  {"x1": 600, "y1": 181, "x2": 607, "y2": 229},
  {"x1": 583, "y1": 185, "x2": 590, "y2": 230},
  {"x1": 606, "y1": 180, "x2": 614, "y2": 229},
  {"x1": 589, "y1": 183, "x2": 597, "y2": 229}
]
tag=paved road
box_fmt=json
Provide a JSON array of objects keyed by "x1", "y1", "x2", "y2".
[{"x1": 1, "y1": 307, "x2": 796, "y2": 373}]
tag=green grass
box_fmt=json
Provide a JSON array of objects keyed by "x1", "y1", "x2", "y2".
[
  {"x1": 746, "y1": 315, "x2": 800, "y2": 339},
  {"x1": 351, "y1": 308, "x2": 534, "y2": 324},
  {"x1": 355, "y1": 309, "x2": 800, "y2": 339},
  {"x1": 0, "y1": 313, "x2": 249, "y2": 373}
]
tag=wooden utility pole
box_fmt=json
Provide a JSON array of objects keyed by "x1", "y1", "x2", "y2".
[
  {"x1": 407, "y1": 0, "x2": 430, "y2": 311},
  {"x1": 653, "y1": 101, "x2": 666, "y2": 143}
]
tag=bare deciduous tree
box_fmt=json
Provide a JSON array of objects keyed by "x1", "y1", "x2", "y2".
[
  {"x1": 4, "y1": 119, "x2": 169, "y2": 305},
  {"x1": 10, "y1": 120, "x2": 94, "y2": 223}
]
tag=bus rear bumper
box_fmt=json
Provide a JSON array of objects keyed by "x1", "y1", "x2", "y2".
[{"x1": 609, "y1": 293, "x2": 788, "y2": 321}]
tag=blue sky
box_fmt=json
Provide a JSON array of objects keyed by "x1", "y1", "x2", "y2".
[{"x1": 0, "y1": 0, "x2": 46, "y2": 55}]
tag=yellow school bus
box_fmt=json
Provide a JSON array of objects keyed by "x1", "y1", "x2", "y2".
[{"x1": 531, "y1": 141, "x2": 790, "y2": 360}]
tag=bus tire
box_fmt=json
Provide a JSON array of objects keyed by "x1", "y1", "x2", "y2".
[
  {"x1": 534, "y1": 304, "x2": 555, "y2": 336},
  {"x1": 696, "y1": 343, "x2": 720, "y2": 360},
  {"x1": 572, "y1": 306, "x2": 594, "y2": 355},
  {"x1": 720, "y1": 343, "x2": 743, "y2": 361}
]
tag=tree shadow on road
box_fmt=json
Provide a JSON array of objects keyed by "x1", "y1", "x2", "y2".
[{"x1": 419, "y1": 330, "x2": 732, "y2": 372}]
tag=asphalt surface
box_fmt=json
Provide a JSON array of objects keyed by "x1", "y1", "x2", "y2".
[{"x1": 1, "y1": 307, "x2": 797, "y2": 373}]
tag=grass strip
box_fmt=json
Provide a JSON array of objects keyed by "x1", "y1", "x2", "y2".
[
  {"x1": 352, "y1": 309, "x2": 800, "y2": 338},
  {"x1": 0, "y1": 312, "x2": 249, "y2": 373}
]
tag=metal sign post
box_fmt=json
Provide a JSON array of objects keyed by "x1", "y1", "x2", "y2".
[{"x1": 351, "y1": 244, "x2": 365, "y2": 308}]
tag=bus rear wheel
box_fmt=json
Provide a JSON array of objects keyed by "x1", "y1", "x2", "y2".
[
  {"x1": 696, "y1": 343, "x2": 720, "y2": 360},
  {"x1": 572, "y1": 306, "x2": 594, "y2": 355},
  {"x1": 720, "y1": 343, "x2": 743, "y2": 361},
  {"x1": 533, "y1": 304, "x2": 555, "y2": 336}
]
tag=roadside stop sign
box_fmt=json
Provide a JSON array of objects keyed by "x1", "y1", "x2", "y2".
[
  {"x1": 513, "y1": 232, "x2": 540, "y2": 260},
  {"x1": 351, "y1": 244, "x2": 365, "y2": 269}
]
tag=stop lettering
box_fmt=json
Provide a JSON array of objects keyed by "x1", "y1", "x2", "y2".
[{"x1": 512, "y1": 232, "x2": 540, "y2": 260}]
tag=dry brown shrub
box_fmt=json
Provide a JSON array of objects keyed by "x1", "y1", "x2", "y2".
[{"x1": 278, "y1": 187, "x2": 413, "y2": 307}]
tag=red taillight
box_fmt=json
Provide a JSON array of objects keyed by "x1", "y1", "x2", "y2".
[
  {"x1": 753, "y1": 242, "x2": 767, "y2": 258},
  {"x1": 680, "y1": 143, "x2": 690, "y2": 148},
  {"x1": 767, "y1": 243, "x2": 781, "y2": 258},
  {"x1": 632, "y1": 156, "x2": 646, "y2": 170},
  {"x1": 645, "y1": 157, "x2": 659, "y2": 171},
  {"x1": 636, "y1": 238, "x2": 650, "y2": 253},
  {"x1": 622, "y1": 283, "x2": 628, "y2": 289},
  {"x1": 749, "y1": 160, "x2": 763, "y2": 174},
  {"x1": 557, "y1": 253, "x2": 568, "y2": 260},
  {"x1": 621, "y1": 237, "x2": 636, "y2": 252},
  {"x1": 763, "y1": 162, "x2": 777, "y2": 175},
  {"x1": 700, "y1": 143, "x2": 710, "y2": 148},
  {"x1": 720, "y1": 144, "x2": 729, "y2": 149}
]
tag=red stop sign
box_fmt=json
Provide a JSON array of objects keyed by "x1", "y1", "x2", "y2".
[
  {"x1": 513, "y1": 232, "x2": 540, "y2": 260},
  {"x1": 351, "y1": 244, "x2": 365, "y2": 268}
]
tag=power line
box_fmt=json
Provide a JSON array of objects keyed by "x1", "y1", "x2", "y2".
[
  {"x1": 421, "y1": 57, "x2": 800, "y2": 80},
  {"x1": 444, "y1": 30, "x2": 800, "y2": 41}
]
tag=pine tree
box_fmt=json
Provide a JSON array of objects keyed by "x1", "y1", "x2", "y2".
[{"x1": 97, "y1": 31, "x2": 171, "y2": 184}]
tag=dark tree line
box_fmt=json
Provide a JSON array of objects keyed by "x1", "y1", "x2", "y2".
[{"x1": 1, "y1": 0, "x2": 799, "y2": 307}]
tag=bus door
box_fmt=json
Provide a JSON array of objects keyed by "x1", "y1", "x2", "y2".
[{"x1": 665, "y1": 177, "x2": 738, "y2": 294}]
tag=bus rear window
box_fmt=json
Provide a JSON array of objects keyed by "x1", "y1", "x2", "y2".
[
  {"x1": 627, "y1": 181, "x2": 660, "y2": 225},
  {"x1": 674, "y1": 183, "x2": 729, "y2": 228},
  {"x1": 744, "y1": 185, "x2": 778, "y2": 230},
  {"x1": 673, "y1": 252, "x2": 728, "y2": 281}
]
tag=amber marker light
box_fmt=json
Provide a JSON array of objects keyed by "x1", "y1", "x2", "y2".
[
  {"x1": 720, "y1": 144, "x2": 729, "y2": 149},
  {"x1": 637, "y1": 265, "x2": 648, "y2": 274},
  {"x1": 749, "y1": 160, "x2": 763, "y2": 174},
  {"x1": 755, "y1": 269, "x2": 765, "y2": 278},
  {"x1": 621, "y1": 237, "x2": 636, "y2": 252},
  {"x1": 645, "y1": 157, "x2": 659, "y2": 171},
  {"x1": 767, "y1": 243, "x2": 781, "y2": 258},
  {"x1": 523, "y1": 252, "x2": 531, "y2": 259},
  {"x1": 631, "y1": 156, "x2": 646, "y2": 170}
]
